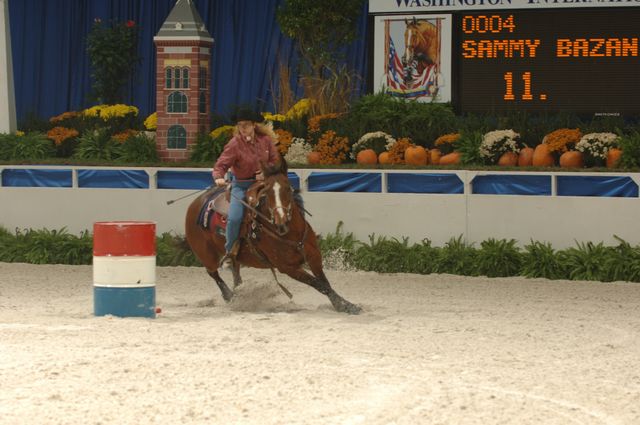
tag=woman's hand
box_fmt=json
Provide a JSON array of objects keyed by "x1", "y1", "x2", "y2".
[{"x1": 215, "y1": 178, "x2": 226, "y2": 187}]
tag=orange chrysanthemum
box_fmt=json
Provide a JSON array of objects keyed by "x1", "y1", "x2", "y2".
[
  {"x1": 543, "y1": 128, "x2": 582, "y2": 153},
  {"x1": 315, "y1": 130, "x2": 349, "y2": 165},
  {"x1": 387, "y1": 138, "x2": 413, "y2": 164},
  {"x1": 274, "y1": 129, "x2": 293, "y2": 155},
  {"x1": 47, "y1": 126, "x2": 79, "y2": 145}
]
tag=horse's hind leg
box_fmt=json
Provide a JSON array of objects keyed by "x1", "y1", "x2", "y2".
[
  {"x1": 281, "y1": 267, "x2": 361, "y2": 315},
  {"x1": 208, "y1": 270, "x2": 233, "y2": 303}
]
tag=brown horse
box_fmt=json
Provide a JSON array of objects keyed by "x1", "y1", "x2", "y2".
[
  {"x1": 403, "y1": 17, "x2": 439, "y2": 84},
  {"x1": 184, "y1": 162, "x2": 362, "y2": 314}
]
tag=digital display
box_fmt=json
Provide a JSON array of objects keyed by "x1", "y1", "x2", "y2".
[{"x1": 456, "y1": 9, "x2": 640, "y2": 115}]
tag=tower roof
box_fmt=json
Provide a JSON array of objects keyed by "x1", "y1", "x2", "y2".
[{"x1": 154, "y1": 0, "x2": 213, "y2": 42}]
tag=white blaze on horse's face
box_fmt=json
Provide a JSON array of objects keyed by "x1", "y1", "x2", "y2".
[
  {"x1": 273, "y1": 182, "x2": 285, "y2": 222},
  {"x1": 269, "y1": 180, "x2": 292, "y2": 235},
  {"x1": 404, "y1": 25, "x2": 416, "y2": 64}
]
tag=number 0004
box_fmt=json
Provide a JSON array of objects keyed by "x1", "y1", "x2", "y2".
[{"x1": 461, "y1": 15, "x2": 515, "y2": 34}]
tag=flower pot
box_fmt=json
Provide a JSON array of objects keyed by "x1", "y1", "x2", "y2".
[
  {"x1": 429, "y1": 148, "x2": 441, "y2": 165},
  {"x1": 532, "y1": 144, "x2": 554, "y2": 167},
  {"x1": 559, "y1": 151, "x2": 584, "y2": 168},
  {"x1": 356, "y1": 149, "x2": 378, "y2": 165},
  {"x1": 439, "y1": 151, "x2": 461, "y2": 165},
  {"x1": 404, "y1": 145, "x2": 428, "y2": 165},
  {"x1": 498, "y1": 151, "x2": 518, "y2": 166},
  {"x1": 518, "y1": 147, "x2": 534, "y2": 166},
  {"x1": 606, "y1": 148, "x2": 622, "y2": 168}
]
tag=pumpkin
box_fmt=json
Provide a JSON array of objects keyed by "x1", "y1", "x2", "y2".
[
  {"x1": 532, "y1": 144, "x2": 554, "y2": 167},
  {"x1": 307, "y1": 151, "x2": 321, "y2": 165},
  {"x1": 559, "y1": 151, "x2": 584, "y2": 168},
  {"x1": 404, "y1": 145, "x2": 428, "y2": 166},
  {"x1": 518, "y1": 147, "x2": 534, "y2": 166},
  {"x1": 378, "y1": 151, "x2": 392, "y2": 165},
  {"x1": 439, "y1": 151, "x2": 461, "y2": 165},
  {"x1": 429, "y1": 148, "x2": 441, "y2": 165},
  {"x1": 606, "y1": 148, "x2": 622, "y2": 168},
  {"x1": 356, "y1": 149, "x2": 378, "y2": 165},
  {"x1": 498, "y1": 151, "x2": 518, "y2": 166}
]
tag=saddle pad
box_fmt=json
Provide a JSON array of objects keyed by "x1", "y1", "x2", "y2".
[{"x1": 197, "y1": 187, "x2": 225, "y2": 229}]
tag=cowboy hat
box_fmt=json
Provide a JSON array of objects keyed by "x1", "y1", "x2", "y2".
[{"x1": 231, "y1": 106, "x2": 263, "y2": 123}]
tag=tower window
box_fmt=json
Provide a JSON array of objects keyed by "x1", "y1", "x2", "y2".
[
  {"x1": 167, "y1": 125, "x2": 187, "y2": 149},
  {"x1": 167, "y1": 91, "x2": 187, "y2": 113},
  {"x1": 165, "y1": 68, "x2": 172, "y2": 88},
  {"x1": 199, "y1": 67, "x2": 207, "y2": 89},
  {"x1": 199, "y1": 92, "x2": 206, "y2": 114},
  {"x1": 182, "y1": 67, "x2": 189, "y2": 88},
  {"x1": 174, "y1": 68, "x2": 181, "y2": 89}
]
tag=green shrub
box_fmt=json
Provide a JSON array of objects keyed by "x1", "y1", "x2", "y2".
[
  {"x1": 189, "y1": 132, "x2": 226, "y2": 163},
  {"x1": 476, "y1": 238, "x2": 523, "y2": 277},
  {"x1": 618, "y1": 129, "x2": 640, "y2": 168},
  {"x1": 74, "y1": 128, "x2": 122, "y2": 160},
  {"x1": 557, "y1": 241, "x2": 611, "y2": 281},
  {"x1": 456, "y1": 131, "x2": 484, "y2": 165},
  {"x1": 600, "y1": 236, "x2": 640, "y2": 282},
  {"x1": 351, "y1": 235, "x2": 413, "y2": 273},
  {"x1": 521, "y1": 240, "x2": 564, "y2": 280},
  {"x1": 433, "y1": 235, "x2": 478, "y2": 276},
  {"x1": 345, "y1": 93, "x2": 457, "y2": 147},
  {"x1": 0, "y1": 228, "x2": 92, "y2": 264},
  {"x1": 2, "y1": 224, "x2": 640, "y2": 283},
  {"x1": 119, "y1": 132, "x2": 158, "y2": 163},
  {"x1": 0, "y1": 132, "x2": 54, "y2": 160},
  {"x1": 156, "y1": 233, "x2": 201, "y2": 267}
]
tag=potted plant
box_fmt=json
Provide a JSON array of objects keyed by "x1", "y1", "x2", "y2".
[{"x1": 479, "y1": 129, "x2": 521, "y2": 166}]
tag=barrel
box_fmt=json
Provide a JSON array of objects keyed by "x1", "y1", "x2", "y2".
[{"x1": 93, "y1": 221, "x2": 156, "y2": 318}]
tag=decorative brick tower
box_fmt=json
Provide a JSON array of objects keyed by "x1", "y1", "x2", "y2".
[{"x1": 153, "y1": 0, "x2": 213, "y2": 161}]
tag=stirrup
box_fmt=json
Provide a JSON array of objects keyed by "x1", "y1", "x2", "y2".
[{"x1": 219, "y1": 252, "x2": 234, "y2": 269}]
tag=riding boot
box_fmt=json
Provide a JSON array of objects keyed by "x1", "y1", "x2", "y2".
[{"x1": 219, "y1": 240, "x2": 240, "y2": 269}]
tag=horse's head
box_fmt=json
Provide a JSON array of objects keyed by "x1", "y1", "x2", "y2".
[
  {"x1": 256, "y1": 160, "x2": 294, "y2": 236},
  {"x1": 403, "y1": 18, "x2": 420, "y2": 67},
  {"x1": 402, "y1": 18, "x2": 438, "y2": 84}
]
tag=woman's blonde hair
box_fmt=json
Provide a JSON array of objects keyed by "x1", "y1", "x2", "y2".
[{"x1": 233, "y1": 121, "x2": 278, "y2": 142}]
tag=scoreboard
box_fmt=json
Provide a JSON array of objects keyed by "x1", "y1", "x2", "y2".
[
  {"x1": 457, "y1": 8, "x2": 640, "y2": 115},
  {"x1": 371, "y1": 4, "x2": 640, "y2": 116}
]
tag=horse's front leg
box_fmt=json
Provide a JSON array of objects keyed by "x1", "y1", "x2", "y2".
[
  {"x1": 279, "y1": 266, "x2": 361, "y2": 315},
  {"x1": 230, "y1": 260, "x2": 242, "y2": 288},
  {"x1": 207, "y1": 270, "x2": 233, "y2": 303}
]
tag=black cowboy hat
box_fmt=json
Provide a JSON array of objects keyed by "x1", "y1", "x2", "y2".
[{"x1": 230, "y1": 106, "x2": 263, "y2": 123}]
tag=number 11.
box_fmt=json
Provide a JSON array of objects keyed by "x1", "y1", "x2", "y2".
[{"x1": 503, "y1": 72, "x2": 534, "y2": 101}]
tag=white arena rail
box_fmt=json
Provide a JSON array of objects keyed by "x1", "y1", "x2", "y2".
[{"x1": 1, "y1": 165, "x2": 639, "y2": 249}]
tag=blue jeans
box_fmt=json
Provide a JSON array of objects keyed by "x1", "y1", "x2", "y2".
[{"x1": 225, "y1": 179, "x2": 253, "y2": 253}]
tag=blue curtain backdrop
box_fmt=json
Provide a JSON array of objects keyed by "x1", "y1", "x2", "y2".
[{"x1": 8, "y1": 0, "x2": 369, "y2": 124}]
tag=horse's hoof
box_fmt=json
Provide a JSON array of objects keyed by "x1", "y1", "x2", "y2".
[{"x1": 345, "y1": 303, "x2": 362, "y2": 315}]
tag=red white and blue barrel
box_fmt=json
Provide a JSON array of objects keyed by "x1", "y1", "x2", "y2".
[{"x1": 93, "y1": 221, "x2": 156, "y2": 318}]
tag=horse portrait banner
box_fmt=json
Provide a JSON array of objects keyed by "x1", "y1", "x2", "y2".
[{"x1": 373, "y1": 14, "x2": 452, "y2": 103}]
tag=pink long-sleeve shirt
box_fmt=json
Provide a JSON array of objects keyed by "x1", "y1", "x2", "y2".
[{"x1": 212, "y1": 133, "x2": 279, "y2": 180}]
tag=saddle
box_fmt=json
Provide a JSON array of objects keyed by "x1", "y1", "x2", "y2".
[
  {"x1": 197, "y1": 187, "x2": 228, "y2": 235},
  {"x1": 198, "y1": 182, "x2": 266, "y2": 237}
]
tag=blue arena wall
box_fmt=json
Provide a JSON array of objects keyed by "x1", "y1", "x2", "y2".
[{"x1": 1, "y1": 165, "x2": 639, "y2": 249}]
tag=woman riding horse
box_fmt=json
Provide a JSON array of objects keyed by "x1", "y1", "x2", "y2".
[
  {"x1": 212, "y1": 108, "x2": 279, "y2": 268},
  {"x1": 186, "y1": 158, "x2": 362, "y2": 314}
]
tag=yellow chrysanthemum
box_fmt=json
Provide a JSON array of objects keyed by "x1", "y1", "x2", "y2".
[
  {"x1": 210, "y1": 125, "x2": 234, "y2": 140},
  {"x1": 82, "y1": 104, "x2": 138, "y2": 121},
  {"x1": 144, "y1": 112, "x2": 157, "y2": 130},
  {"x1": 262, "y1": 112, "x2": 286, "y2": 122},
  {"x1": 15, "y1": 130, "x2": 25, "y2": 137},
  {"x1": 285, "y1": 98, "x2": 312, "y2": 120}
]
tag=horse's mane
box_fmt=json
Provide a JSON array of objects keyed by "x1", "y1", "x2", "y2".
[{"x1": 262, "y1": 156, "x2": 288, "y2": 178}]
